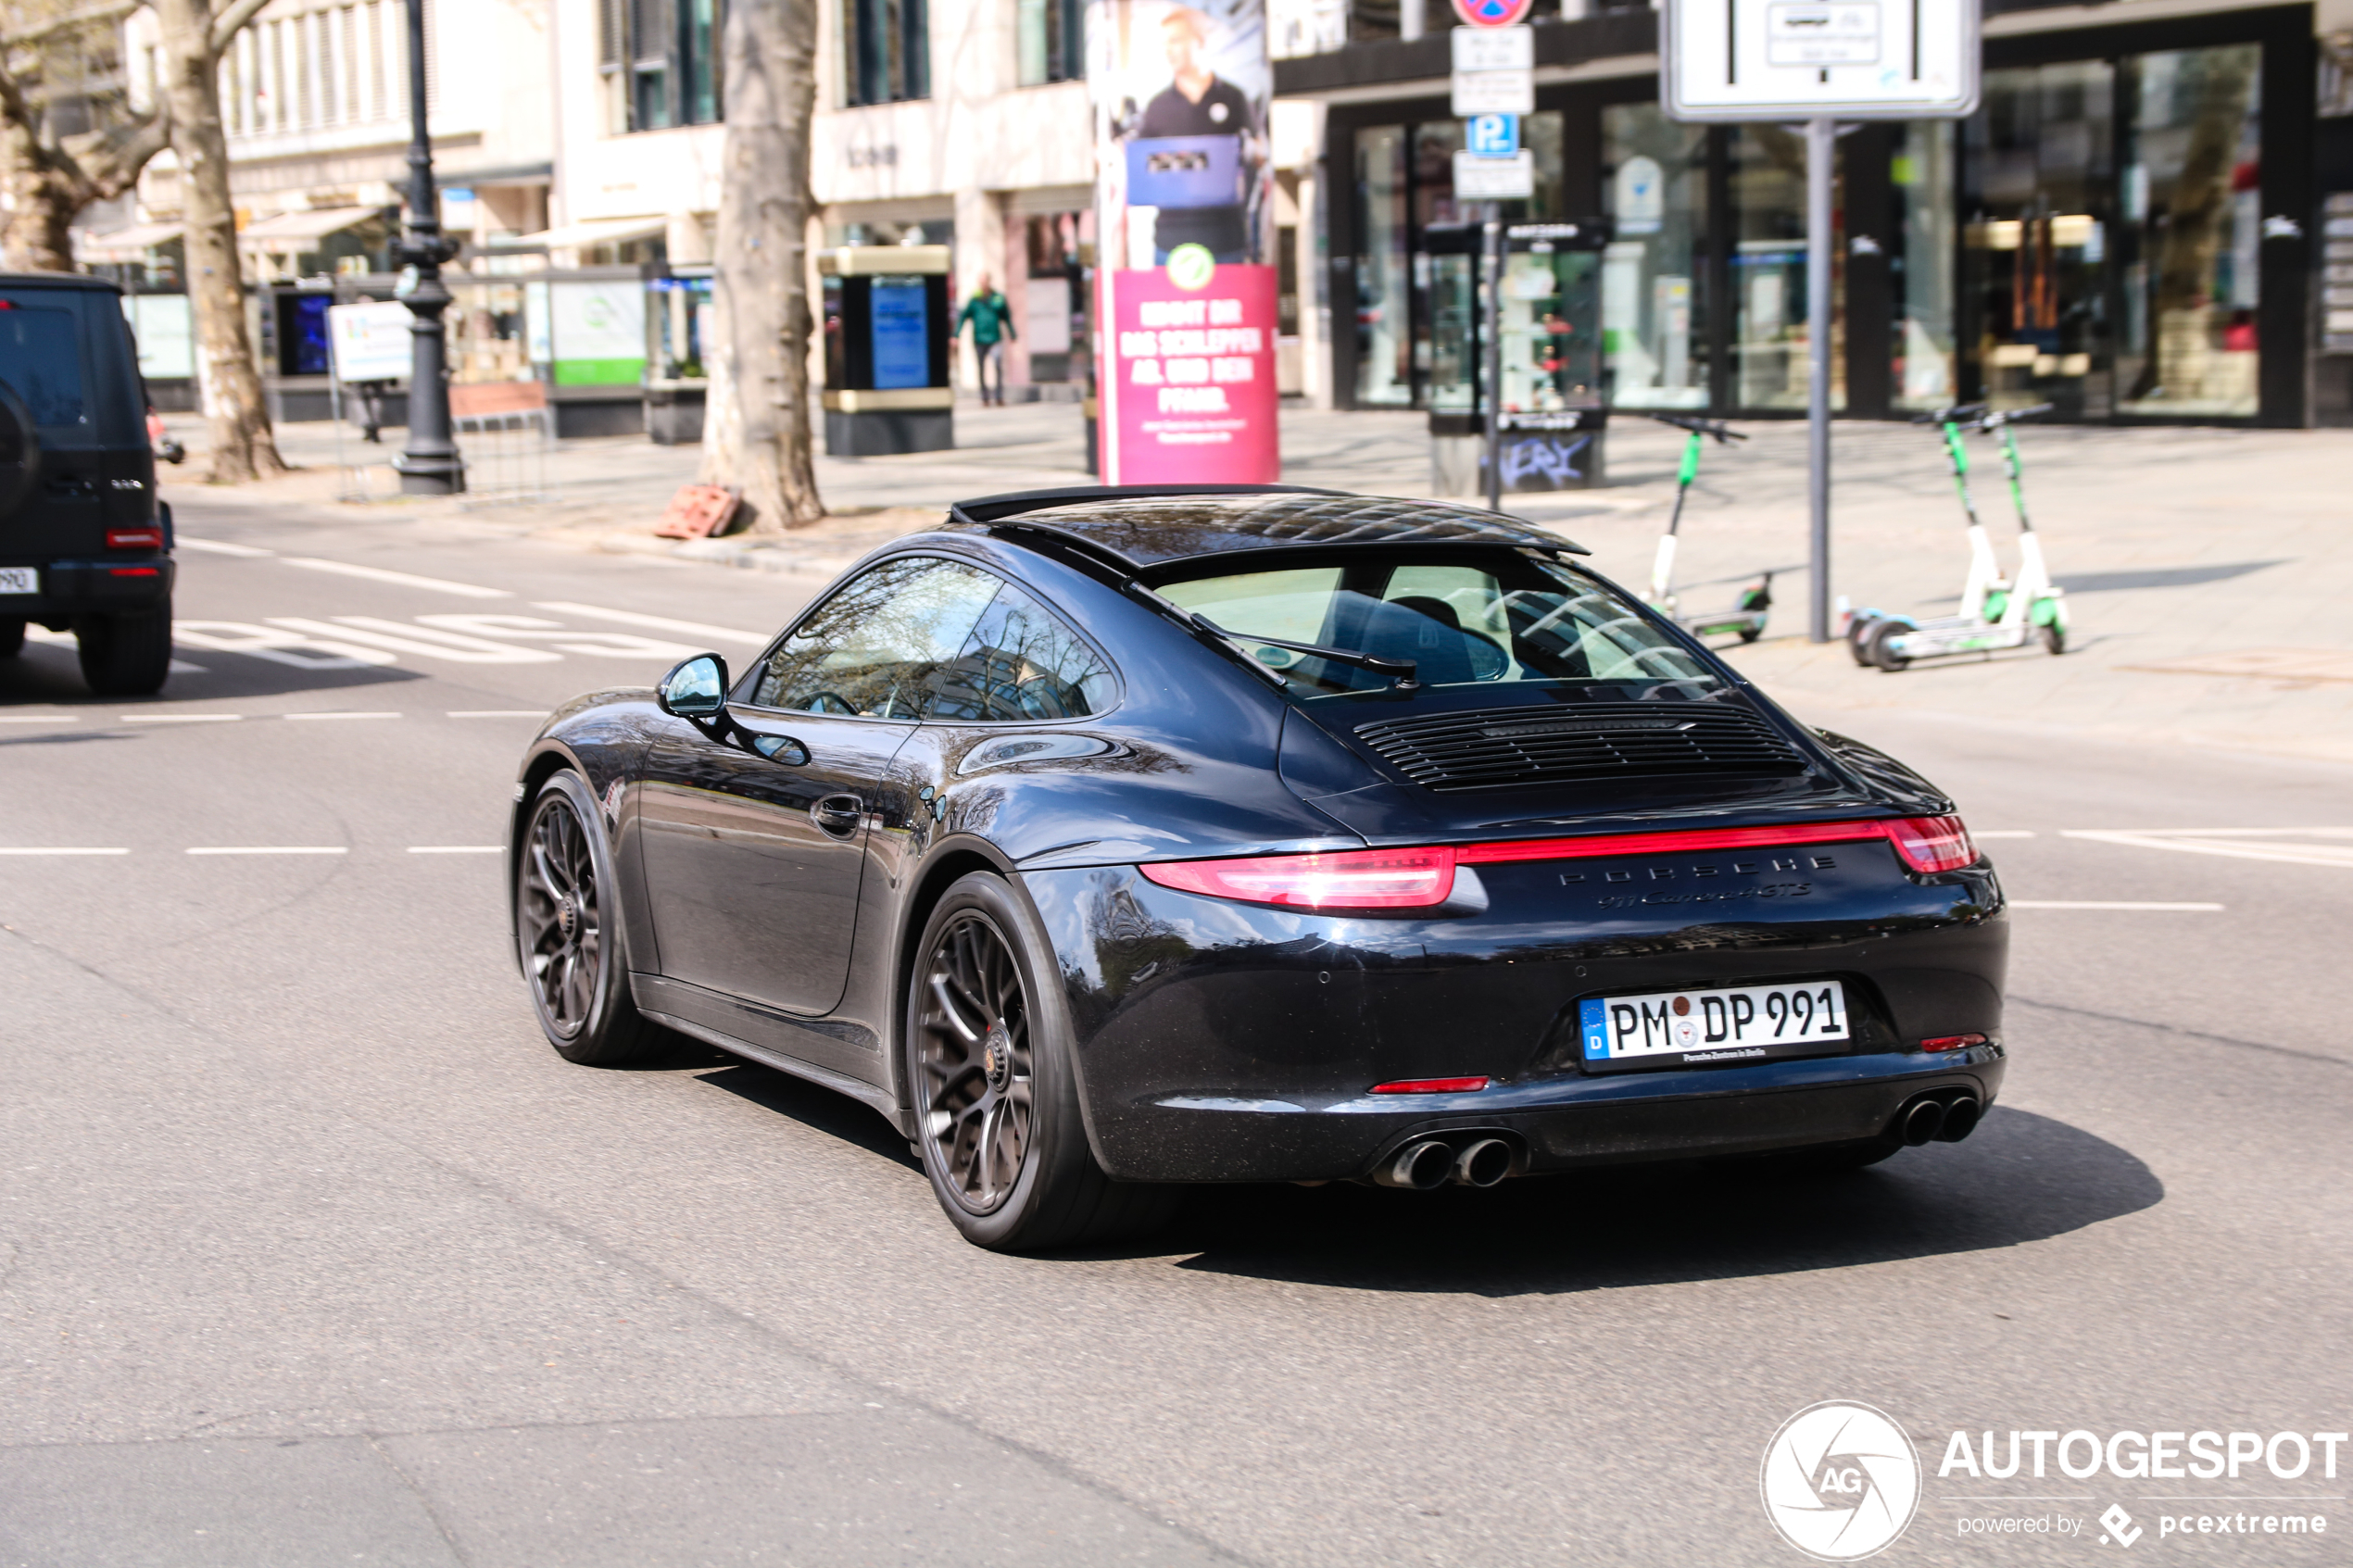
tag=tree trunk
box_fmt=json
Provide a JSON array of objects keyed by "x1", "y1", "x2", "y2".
[
  {"x1": 699, "y1": 0, "x2": 823, "y2": 533},
  {"x1": 153, "y1": 0, "x2": 283, "y2": 483},
  {"x1": 1, "y1": 51, "x2": 175, "y2": 274}
]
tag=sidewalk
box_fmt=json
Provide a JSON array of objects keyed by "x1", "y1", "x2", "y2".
[{"x1": 157, "y1": 402, "x2": 2353, "y2": 767}]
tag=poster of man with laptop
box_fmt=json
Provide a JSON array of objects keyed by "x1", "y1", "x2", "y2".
[{"x1": 1089, "y1": 0, "x2": 1279, "y2": 484}]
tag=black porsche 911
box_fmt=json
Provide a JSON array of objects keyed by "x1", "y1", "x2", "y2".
[{"x1": 509, "y1": 486, "x2": 2006, "y2": 1250}]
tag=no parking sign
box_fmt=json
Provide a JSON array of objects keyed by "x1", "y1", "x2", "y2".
[{"x1": 1452, "y1": 0, "x2": 1532, "y2": 25}]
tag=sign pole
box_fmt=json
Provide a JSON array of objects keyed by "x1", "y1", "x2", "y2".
[
  {"x1": 1483, "y1": 203, "x2": 1504, "y2": 513},
  {"x1": 1805, "y1": 116, "x2": 1834, "y2": 644}
]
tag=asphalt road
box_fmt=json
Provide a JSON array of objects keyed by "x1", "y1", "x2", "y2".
[{"x1": 3, "y1": 504, "x2": 2348, "y2": 1568}]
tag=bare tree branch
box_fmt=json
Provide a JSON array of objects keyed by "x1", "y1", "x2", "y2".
[
  {"x1": 207, "y1": 0, "x2": 273, "y2": 58},
  {"x1": 0, "y1": 3, "x2": 139, "y2": 52}
]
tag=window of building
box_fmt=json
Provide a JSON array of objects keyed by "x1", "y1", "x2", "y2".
[
  {"x1": 843, "y1": 0, "x2": 929, "y2": 107},
  {"x1": 1731, "y1": 125, "x2": 1846, "y2": 411},
  {"x1": 1016, "y1": 0, "x2": 1082, "y2": 86},
  {"x1": 600, "y1": 0, "x2": 725, "y2": 133},
  {"x1": 1602, "y1": 103, "x2": 1709, "y2": 410},
  {"x1": 1892, "y1": 120, "x2": 1959, "y2": 410}
]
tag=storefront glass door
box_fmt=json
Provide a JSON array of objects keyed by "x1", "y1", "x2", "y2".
[
  {"x1": 2115, "y1": 45, "x2": 2263, "y2": 417},
  {"x1": 1354, "y1": 126, "x2": 1412, "y2": 406},
  {"x1": 1601, "y1": 105, "x2": 1708, "y2": 409},
  {"x1": 1731, "y1": 127, "x2": 1846, "y2": 411}
]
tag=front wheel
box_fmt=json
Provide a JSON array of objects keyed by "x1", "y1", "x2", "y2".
[
  {"x1": 514, "y1": 771, "x2": 652, "y2": 1065},
  {"x1": 2038, "y1": 620, "x2": 2066, "y2": 656},
  {"x1": 906, "y1": 872, "x2": 1179, "y2": 1251},
  {"x1": 1863, "y1": 618, "x2": 1912, "y2": 671},
  {"x1": 76, "y1": 605, "x2": 171, "y2": 696}
]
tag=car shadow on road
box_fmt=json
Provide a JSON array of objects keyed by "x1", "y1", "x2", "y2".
[
  {"x1": 1151, "y1": 1108, "x2": 2158, "y2": 1297},
  {"x1": 687, "y1": 1058, "x2": 924, "y2": 1173}
]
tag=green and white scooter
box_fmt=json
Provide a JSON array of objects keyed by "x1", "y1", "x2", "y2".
[
  {"x1": 1643, "y1": 413, "x2": 1772, "y2": 643},
  {"x1": 1849, "y1": 402, "x2": 2069, "y2": 671}
]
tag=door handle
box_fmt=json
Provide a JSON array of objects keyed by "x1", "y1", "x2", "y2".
[{"x1": 811, "y1": 793, "x2": 863, "y2": 838}]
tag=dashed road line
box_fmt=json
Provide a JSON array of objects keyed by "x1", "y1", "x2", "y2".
[
  {"x1": 185, "y1": 846, "x2": 348, "y2": 856},
  {"x1": 447, "y1": 709, "x2": 547, "y2": 718},
  {"x1": 408, "y1": 846, "x2": 503, "y2": 854},
  {"x1": 120, "y1": 713, "x2": 243, "y2": 723},
  {"x1": 0, "y1": 847, "x2": 128, "y2": 856},
  {"x1": 2061, "y1": 827, "x2": 2353, "y2": 870},
  {"x1": 281, "y1": 557, "x2": 511, "y2": 598},
  {"x1": 175, "y1": 537, "x2": 274, "y2": 557},
  {"x1": 0, "y1": 715, "x2": 77, "y2": 723},
  {"x1": 283, "y1": 710, "x2": 404, "y2": 721},
  {"x1": 1974, "y1": 831, "x2": 2036, "y2": 839},
  {"x1": 534, "y1": 600, "x2": 771, "y2": 646},
  {"x1": 2009, "y1": 900, "x2": 2224, "y2": 911}
]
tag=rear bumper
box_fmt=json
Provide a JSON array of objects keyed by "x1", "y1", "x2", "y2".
[
  {"x1": 1091, "y1": 1045, "x2": 2004, "y2": 1182},
  {"x1": 0, "y1": 557, "x2": 175, "y2": 619}
]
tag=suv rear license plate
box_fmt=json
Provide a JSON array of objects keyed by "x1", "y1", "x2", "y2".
[
  {"x1": 0, "y1": 567, "x2": 35, "y2": 596},
  {"x1": 1579, "y1": 980, "x2": 1850, "y2": 1072}
]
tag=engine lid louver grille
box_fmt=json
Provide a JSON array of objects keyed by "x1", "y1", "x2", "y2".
[{"x1": 1354, "y1": 704, "x2": 1808, "y2": 792}]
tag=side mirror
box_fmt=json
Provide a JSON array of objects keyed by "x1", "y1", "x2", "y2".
[{"x1": 657, "y1": 653, "x2": 729, "y2": 719}]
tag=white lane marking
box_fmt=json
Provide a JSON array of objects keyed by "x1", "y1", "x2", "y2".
[
  {"x1": 1974, "y1": 831, "x2": 2037, "y2": 839},
  {"x1": 2009, "y1": 900, "x2": 2224, "y2": 911},
  {"x1": 120, "y1": 713, "x2": 243, "y2": 723},
  {"x1": 413, "y1": 613, "x2": 703, "y2": 659},
  {"x1": 284, "y1": 711, "x2": 403, "y2": 721},
  {"x1": 407, "y1": 846, "x2": 502, "y2": 854},
  {"x1": 0, "y1": 715, "x2": 78, "y2": 723},
  {"x1": 175, "y1": 537, "x2": 275, "y2": 558},
  {"x1": 447, "y1": 709, "x2": 546, "y2": 718},
  {"x1": 2061, "y1": 828, "x2": 2353, "y2": 870},
  {"x1": 22, "y1": 627, "x2": 203, "y2": 673},
  {"x1": 176, "y1": 621, "x2": 396, "y2": 669},
  {"x1": 0, "y1": 847, "x2": 129, "y2": 856},
  {"x1": 185, "y1": 846, "x2": 348, "y2": 856},
  {"x1": 534, "y1": 600, "x2": 771, "y2": 647},
  {"x1": 282, "y1": 557, "x2": 511, "y2": 598},
  {"x1": 266, "y1": 617, "x2": 560, "y2": 664},
  {"x1": 169, "y1": 659, "x2": 208, "y2": 674}
]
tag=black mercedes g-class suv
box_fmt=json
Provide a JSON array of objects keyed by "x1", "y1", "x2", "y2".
[{"x1": 0, "y1": 272, "x2": 175, "y2": 696}]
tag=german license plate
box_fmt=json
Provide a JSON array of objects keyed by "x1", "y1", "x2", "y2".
[
  {"x1": 0, "y1": 567, "x2": 35, "y2": 596},
  {"x1": 1579, "y1": 979, "x2": 1850, "y2": 1072}
]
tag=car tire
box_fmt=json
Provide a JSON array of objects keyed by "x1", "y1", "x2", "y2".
[
  {"x1": 76, "y1": 604, "x2": 172, "y2": 696},
  {"x1": 905, "y1": 871, "x2": 1180, "y2": 1252},
  {"x1": 0, "y1": 617, "x2": 24, "y2": 658},
  {"x1": 514, "y1": 770, "x2": 653, "y2": 1066}
]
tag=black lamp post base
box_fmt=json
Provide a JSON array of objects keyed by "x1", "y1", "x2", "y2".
[{"x1": 394, "y1": 457, "x2": 467, "y2": 495}]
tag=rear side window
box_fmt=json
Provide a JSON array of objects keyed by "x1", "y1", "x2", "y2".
[
  {"x1": 751, "y1": 557, "x2": 1005, "y2": 717},
  {"x1": 1157, "y1": 551, "x2": 1717, "y2": 696},
  {"x1": 0, "y1": 306, "x2": 86, "y2": 432},
  {"x1": 922, "y1": 583, "x2": 1114, "y2": 721}
]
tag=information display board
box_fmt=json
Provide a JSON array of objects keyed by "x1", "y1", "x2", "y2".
[
  {"x1": 869, "y1": 279, "x2": 932, "y2": 390},
  {"x1": 326, "y1": 301, "x2": 413, "y2": 383},
  {"x1": 1661, "y1": 0, "x2": 1981, "y2": 121}
]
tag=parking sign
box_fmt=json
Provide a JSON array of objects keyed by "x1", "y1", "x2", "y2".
[{"x1": 1466, "y1": 113, "x2": 1520, "y2": 157}]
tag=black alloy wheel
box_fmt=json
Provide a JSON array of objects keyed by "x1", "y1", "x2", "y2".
[
  {"x1": 515, "y1": 771, "x2": 649, "y2": 1065},
  {"x1": 904, "y1": 872, "x2": 1179, "y2": 1250},
  {"x1": 915, "y1": 909, "x2": 1035, "y2": 1213}
]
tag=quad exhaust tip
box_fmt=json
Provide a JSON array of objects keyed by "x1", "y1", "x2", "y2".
[
  {"x1": 1377, "y1": 1138, "x2": 1458, "y2": 1191},
  {"x1": 1453, "y1": 1137, "x2": 1513, "y2": 1188},
  {"x1": 1899, "y1": 1092, "x2": 1983, "y2": 1147},
  {"x1": 1901, "y1": 1098, "x2": 1947, "y2": 1146}
]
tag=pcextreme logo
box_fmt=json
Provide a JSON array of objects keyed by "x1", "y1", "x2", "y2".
[{"x1": 1761, "y1": 1401, "x2": 1923, "y2": 1561}]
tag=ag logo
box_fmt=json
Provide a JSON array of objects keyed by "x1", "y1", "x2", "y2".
[
  {"x1": 1164, "y1": 244, "x2": 1216, "y2": 291},
  {"x1": 1761, "y1": 1401, "x2": 1921, "y2": 1561}
]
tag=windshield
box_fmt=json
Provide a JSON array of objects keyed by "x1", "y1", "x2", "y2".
[{"x1": 1155, "y1": 552, "x2": 1720, "y2": 697}]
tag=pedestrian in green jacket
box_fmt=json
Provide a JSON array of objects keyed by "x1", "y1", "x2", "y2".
[{"x1": 956, "y1": 275, "x2": 1017, "y2": 406}]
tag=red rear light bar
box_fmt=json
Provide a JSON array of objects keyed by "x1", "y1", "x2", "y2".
[
  {"x1": 106, "y1": 527, "x2": 165, "y2": 551},
  {"x1": 1370, "y1": 1076, "x2": 1490, "y2": 1095},
  {"x1": 1137, "y1": 817, "x2": 1978, "y2": 910}
]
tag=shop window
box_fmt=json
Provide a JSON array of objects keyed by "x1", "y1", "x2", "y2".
[
  {"x1": 599, "y1": 0, "x2": 724, "y2": 132},
  {"x1": 2116, "y1": 45, "x2": 2262, "y2": 417},
  {"x1": 844, "y1": 0, "x2": 929, "y2": 107},
  {"x1": 1731, "y1": 126, "x2": 1845, "y2": 411},
  {"x1": 1016, "y1": 0, "x2": 1082, "y2": 85},
  {"x1": 1602, "y1": 104, "x2": 1708, "y2": 410},
  {"x1": 1892, "y1": 120, "x2": 1959, "y2": 410},
  {"x1": 1963, "y1": 61, "x2": 2115, "y2": 418},
  {"x1": 1355, "y1": 125, "x2": 1411, "y2": 406}
]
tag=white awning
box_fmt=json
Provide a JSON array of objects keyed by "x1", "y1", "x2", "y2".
[
  {"x1": 236, "y1": 207, "x2": 384, "y2": 252},
  {"x1": 510, "y1": 217, "x2": 667, "y2": 252},
  {"x1": 75, "y1": 221, "x2": 183, "y2": 261}
]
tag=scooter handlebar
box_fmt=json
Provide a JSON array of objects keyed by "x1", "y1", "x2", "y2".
[
  {"x1": 1971, "y1": 402, "x2": 2056, "y2": 430},
  {"x1": 1911, "y1": 402, "x2": 1988, "y2": 426},
  {"x1": 1641, "y1": 411, "x2": 1746, "y2": 444}
]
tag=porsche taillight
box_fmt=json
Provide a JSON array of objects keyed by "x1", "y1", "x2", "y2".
[
  {"x1": 1138, "y1": 846, "x2": 1457, "y2": 909},
  {"x1": 1883, "y1": 815, "x2": 1976, "y2": 874}
]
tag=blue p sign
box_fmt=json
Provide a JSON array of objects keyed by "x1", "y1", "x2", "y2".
[{"x1": 1467, "y1": 113, "x2": 1520, "y2": 157}]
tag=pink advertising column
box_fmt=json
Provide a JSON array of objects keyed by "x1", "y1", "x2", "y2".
[{"x1": 1087, "y1": 0, "x2": 1280, "y2": 484}]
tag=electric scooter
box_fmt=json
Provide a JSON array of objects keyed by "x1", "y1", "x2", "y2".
[
  {"x1": 1849, "y1": 403, "x2": 2068, "y2": 671},
  {"x1": 1642, "y1": 413, "x2": 1773, "y2": 643}
]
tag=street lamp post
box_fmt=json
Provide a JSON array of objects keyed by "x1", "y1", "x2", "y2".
[{"x1": 391, "y1": 0, "x2": 463, "y2": 495}]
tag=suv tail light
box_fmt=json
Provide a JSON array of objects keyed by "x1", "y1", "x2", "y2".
[
  {"x1": 1138, "y1": 816, "x2": 1979, "y2": 911},
  {"x1": 106, "y1": 527, "x2": 165, "y2": 551},
  {"x1": 1139, "y1": 846, "x2": 1455, "y2": 909}
]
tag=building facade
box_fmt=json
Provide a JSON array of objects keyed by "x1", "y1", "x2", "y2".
[{"x1": 1277, "y1": 0, "x2": 2353, "y2": 426}]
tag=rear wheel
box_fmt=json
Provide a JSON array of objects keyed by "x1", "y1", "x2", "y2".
[
  {"x1": 76, "y1": 604, "x2": 171, "y2": 696},
  {"x1": 515, "y1": 771, "x2": 652, "y2": 1065},
  {"x1": 1863, "y1": 618, "x2": 1912, "y2": 671},
  {"x1": 2038, "y1": 620, "x2": 2066, "y2": 656},
  {"x1": 907, "y1": 872, "x2": 1179, "y2": 1251},
  {"x1": 1844, "y1": 616, "x2": 1879, "y2": 666},
  {"x1": 0, "y1": 617, "x2": 24, "y2": 658}
]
